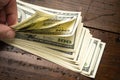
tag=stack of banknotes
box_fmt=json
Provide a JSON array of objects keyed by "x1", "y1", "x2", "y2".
[{"x1": 3, "y1": 0, "x2": 106, "y2": 78}]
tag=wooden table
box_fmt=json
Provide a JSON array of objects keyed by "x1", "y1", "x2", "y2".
[{"x1": 0, "y1": 0, "x2": 120, "y2": 80}]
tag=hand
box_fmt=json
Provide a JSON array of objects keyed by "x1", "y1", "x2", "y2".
[{"x1": 0, "y1": 0, "x2": 17, "y2": 39}]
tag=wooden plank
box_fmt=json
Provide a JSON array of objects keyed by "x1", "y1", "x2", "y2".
[{"x1": 21, "y1": 0, "x2": 120, "y2": 34}]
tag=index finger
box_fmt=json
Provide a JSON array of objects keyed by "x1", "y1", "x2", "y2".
[{"x1": 5, "y1": 0, "x2": 18, "y2": 26}]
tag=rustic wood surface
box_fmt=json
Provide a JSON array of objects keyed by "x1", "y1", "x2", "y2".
[{"x1": 0, "y1": 0, "x2": 120, "y2": 80}]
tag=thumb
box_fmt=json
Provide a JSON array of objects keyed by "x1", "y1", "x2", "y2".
[{"x1": 0, "y1": 24, "x2": 15, "y2": 39}]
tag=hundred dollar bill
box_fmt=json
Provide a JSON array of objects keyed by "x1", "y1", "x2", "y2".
[
  {"x1": 15, "y1": 23, "x2": 83, "y2": 52},
  {"x1": 14, "y1": 10, "x2": 77, "y2": 36},
  {"x1": 73, "y1": 28, "x2": 92, "y2": 70},
  {"x1": 4, "y1": 38, "x2": 81, "y2": 72},
  {"x1": 15, "y1": 11, "x2": 53, "y2": 30},
  {"x1": 81, "y1": 40, "x2": 105, "y2": 78},
  {"x1": 82, "y1": 38, "x2": 101, "y2": 74},
  {"x1": 1, "y1": 0, "x2": 106, "y2": 78},
  {"x1": 17, "y1": 0, "x2": 81, "y2": 36},
  {"x1": 17, "y1": 0, "x2": 81, "y2": 18},
  {"x1": 74, "y1": 28, "x2": 91, "y2": 62},
  {"x1": 16, "y1": 4, "x2": 84, "y2": 57},
  {"x1": 3, "y1": 31, "x2": 106, "y2": 78},
  {"x1": 89, "y1": 42, "x2": 105, "y2": 78},
  {"x1": 15, "y1": 4, "x2": 83, "y2": 52},
  {"x1": 15, "y1": 28, "x2": 82, "y2": 59}
]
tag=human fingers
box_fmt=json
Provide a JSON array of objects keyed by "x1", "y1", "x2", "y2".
[
  {"x1": 5, "y1": 0, "x2": 18, "y2": 26},
  {"x1": 0, "y1": 9, "x2": 6, "y2": 24},
  {"x1": 0, "y1": 24, "x2": 15, "y2": 39},
  {"x1": 0, "y1": 0, "x2": 9, "y2": 9}
]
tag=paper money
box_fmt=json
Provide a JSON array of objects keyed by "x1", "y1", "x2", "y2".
[
  {"x1": 2, "y1": 0, "x2": 106, "y2": 78},
  {"x1": 15, "y1": 4, "x2": 83, "y2": 52},
  {"x1": 15, "y1": 10, "x2": 77, "y2": 36},
  {"x1": 82, "y1": 38, "x2": 101, "y2": 73},
  {"x1": 81, "y1": 41, "x2": 105, "y2": 78},
  {"x1": 3, "y1": 34, "x2": 106, "y2": 78},
  {"x1": 17, "y1": 0, "x2": 81, "y2": 36},
  {"x1": 15, "y1": 23, "x2": 83, "y2": 52},
  {"x1": 4, "y1": 39, "x2": 80, "y2": 71}
]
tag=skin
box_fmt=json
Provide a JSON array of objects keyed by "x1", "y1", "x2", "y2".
[{"x1": 0, "y1": 0, "x2": 17, "y2": 39}]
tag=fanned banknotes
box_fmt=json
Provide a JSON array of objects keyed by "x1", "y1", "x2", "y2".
[{"x1": 2, "y1": 0, "x2": 106, "y2": 78}]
